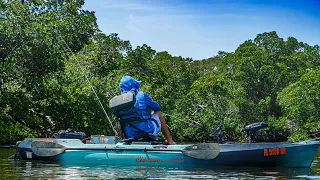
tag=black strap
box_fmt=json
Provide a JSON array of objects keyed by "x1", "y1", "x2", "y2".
[{"x1": 150, "y1": 118, "x2": 160, "y2": 127}]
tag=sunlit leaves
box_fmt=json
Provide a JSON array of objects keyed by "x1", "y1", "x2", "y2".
[{"x1": 277, "y1": 69, "x2": 320, "y2": 141}]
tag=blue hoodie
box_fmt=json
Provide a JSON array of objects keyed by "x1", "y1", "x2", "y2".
[{"x1": 119, "y1": 76, "x2": 160, "y2": 138}]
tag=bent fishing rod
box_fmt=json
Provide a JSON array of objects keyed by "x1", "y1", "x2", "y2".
[{"x1": 54, "y1": 27, "x2": 118, "y2": 136}]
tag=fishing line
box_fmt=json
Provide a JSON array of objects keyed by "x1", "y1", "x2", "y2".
[
  {"x1": 53, "y1": 27, "x2": 118, "y2": 136},
  {"x1": 162, "y1": 104, "x2": 208, "y2": 125},
  {"x1": 162, "y1": 112, "x2": 199, "y2": 125}
]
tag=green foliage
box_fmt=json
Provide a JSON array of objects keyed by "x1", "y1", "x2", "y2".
[
  {"x1": 122, "y1": 44, "x2": 155, "y2": 79},
  {"x1": 0, "y1": 0, "x2": 97, "y2": 143},
  {"x1": 2, "y1": 0, "x2": 96, "y2": 78},
  {"x1": 277, "y1": 69, "x2": 320, "y2": 140},
  {"x1": 0, "y1": 104, "x2": 34, "y2": 145}
]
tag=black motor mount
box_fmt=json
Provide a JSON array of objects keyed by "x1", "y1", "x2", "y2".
[{"x1": 209, "y1": 124, "x2": 223, "y2": 143}]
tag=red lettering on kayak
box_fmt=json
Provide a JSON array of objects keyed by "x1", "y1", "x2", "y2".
[
  {"x1": 280, "y1": 147, "x2": 286, "y2": 155},
  {"x1": 264, "y1": 147, "x2": 286, "y2": 156},
  {"x1": 148, "y1": 157, "x2": 160, "y2": 162},
  {"x1": 136, "y1": 156, "x2": 146, "y2": 162},
  {"x1": 136, "y1": 156, "x2": 184, "y2": 163}
]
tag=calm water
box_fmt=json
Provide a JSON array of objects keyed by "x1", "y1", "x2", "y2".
[{"x1": 1, "y1": 147, "x2": 319, "y2": 179}]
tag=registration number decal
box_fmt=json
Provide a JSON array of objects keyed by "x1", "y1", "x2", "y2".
[
  {"x1": 263, "y1": 147, "x2": 286, "y2": 156},
  {"x1": 26, "y1": 152, "x2": 32, "y2": 159}
]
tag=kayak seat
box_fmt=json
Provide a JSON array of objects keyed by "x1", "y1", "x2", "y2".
[{"x1": 109, "y1": 90, "x2": 165, "y2": 144}]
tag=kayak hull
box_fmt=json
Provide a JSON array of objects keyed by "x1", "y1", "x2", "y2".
[{"x1": 16, "y1": 138, "x2": 320, "y2": 168}]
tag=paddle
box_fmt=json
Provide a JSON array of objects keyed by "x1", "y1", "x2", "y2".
[
  {"x1": 31, "y1": 141, "x2": 66, "y2": 157},
  {"x1": 181, "y1": 143, "x2": 220, "y2": 160},
  {"x1": 31, "y1": 141, "x2": 220, "y2": 160}
]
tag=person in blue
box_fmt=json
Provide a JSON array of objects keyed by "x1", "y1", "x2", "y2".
[{"x1": 119, "y1": 75, "x2": 175, "y2": 145}]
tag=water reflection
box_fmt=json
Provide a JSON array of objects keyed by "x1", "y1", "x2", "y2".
[
  {"x1": 1, "y1": 147, "x2": 320, "y2": 179},
  {"x1": 6, "y1": 160, "x2": 317, "y2": 179}
]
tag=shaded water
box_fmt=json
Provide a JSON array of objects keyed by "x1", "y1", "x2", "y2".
[{"x1": 1, "y1": 147, "x2": 319, "y2": 179}]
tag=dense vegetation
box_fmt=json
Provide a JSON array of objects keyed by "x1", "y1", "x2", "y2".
[{"x1": 1, "y1": 0, "x2": 319, "y2": 144}]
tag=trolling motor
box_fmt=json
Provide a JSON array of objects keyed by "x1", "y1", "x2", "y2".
[
  {"x1": 210, "y1": 122, "x2": 268, "y2": 143},
  {"x1": 242, "y1": 122, "x2": 268, "y2": 143}
]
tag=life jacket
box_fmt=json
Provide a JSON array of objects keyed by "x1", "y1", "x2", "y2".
[{"x1": 109, "y1": 89, "x2": 156, "y2": 139}]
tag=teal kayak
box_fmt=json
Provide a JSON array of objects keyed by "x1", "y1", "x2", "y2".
[{"x1": 14, "y1": 137, "x2": 320, "y2": 168}]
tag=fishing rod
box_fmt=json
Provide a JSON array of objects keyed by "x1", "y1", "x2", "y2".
[{"x1": 54, "y1": 27, "x2": 118, "y2": 136}]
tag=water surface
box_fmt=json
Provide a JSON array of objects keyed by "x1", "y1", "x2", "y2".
[{"x1": 1, "y1": 147, "x2": 319, "y2": 179}]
